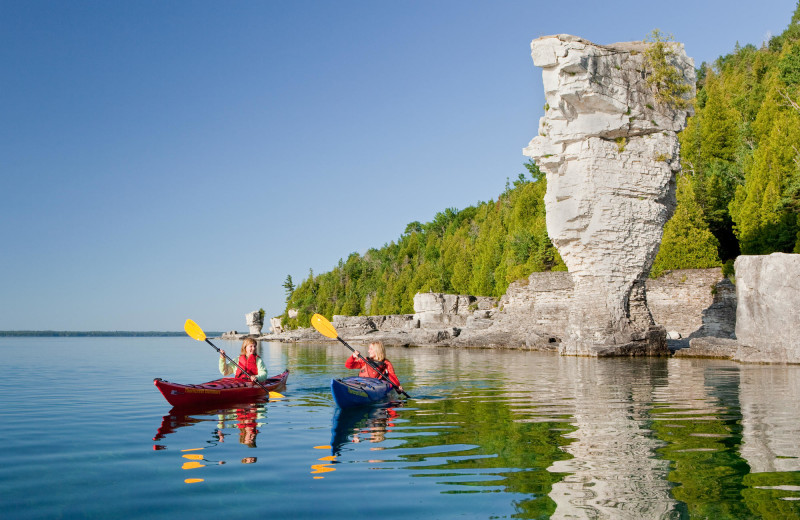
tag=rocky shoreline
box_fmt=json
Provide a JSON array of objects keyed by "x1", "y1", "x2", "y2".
[
  {"x1": 222, "y1": 254, "x2": 799, "y2": 365},
  {"x1": 252, "y1": 267, "x2": 734, "y2": 351}
]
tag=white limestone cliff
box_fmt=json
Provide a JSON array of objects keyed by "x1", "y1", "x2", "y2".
[
  {"x1": 523, "y1": 35, "x2": 695, "y2": 356},
  {"x1": 269, "y1": 317, "x2": 284, "y2": 334},
  {"x1": 734, "y1": 253, "x2": 800, "y2": 363}
]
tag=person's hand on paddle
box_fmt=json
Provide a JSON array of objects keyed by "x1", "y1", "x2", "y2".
[
  {"x1": 220, "y1": 349, "x2": 226, "y2": 359},
  {"x1": 352, "y1": 350, "x2": 360, "y2": 358}
]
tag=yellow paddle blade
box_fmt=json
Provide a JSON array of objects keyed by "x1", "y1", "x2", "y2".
[
  {"x1": 311, "y1": 313, "x2": 338, "y2": 339},
  {"x1": 269, "y1": 391, "x2": 284, "y2": 399},
  {"x1": 310, "y1": 464, "x2": 336, "y2": 474},
  {"x1": 184, "y1": 319, "x2": 206, "y2": 341},
  {"x1": 182, "y1": 454, "x2": 204, "y2": 460}
]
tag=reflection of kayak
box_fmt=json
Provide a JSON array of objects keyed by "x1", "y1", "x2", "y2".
[
  {"x1": 152, "y1": 402, "x2": 267, "y2": 450},
  {"x1": 330, "y1": 407, "x2": 373, "y2": 452},
  {"x1": 330, "y1": 404, "x2": 399, "y2": 455},
  {"x1": 154, "y1": 370, "x2": 289, "y2": 407},
  {"x1": 330, "y1": 376, "x2": 394, "y2": 408},
  {"x1": 153, "y1": 408, "x2": 211, "y2": 441}
]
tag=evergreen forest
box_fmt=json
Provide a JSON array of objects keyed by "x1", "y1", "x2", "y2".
[{"x1": 283, "y1": 5, "x2": 800, "y2": 329}]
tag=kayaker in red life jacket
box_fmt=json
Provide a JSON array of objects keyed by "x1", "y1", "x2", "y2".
[
  {"x1": 219, "y1": 337, "x2": 267, "y2": 383},
  {"x1": 346, "y1": 340, "x2": 404, "y2": 393}
]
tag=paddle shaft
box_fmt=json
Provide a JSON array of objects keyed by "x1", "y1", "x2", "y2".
[
  {"x1": 336, "y1": 337, "x2": 410, "y2": 398},
  {"x1": 204, "y1": 338, "x2": 271, "y2": 394}
]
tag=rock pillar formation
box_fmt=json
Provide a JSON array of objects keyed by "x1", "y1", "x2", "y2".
[
  {"x1": 269, "y1": 317, "x2": 284, "y2": 334},
  {"x1": 523, "y1": 35, "x2": 695, "y2": 356},
  {"x1": 246, "y1": 310, "x2": 263, "y2": 335}
]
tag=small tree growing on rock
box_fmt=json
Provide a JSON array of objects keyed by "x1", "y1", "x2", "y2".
[{"x1": 644, "y1": 29, "x2": 693, "y2": 110}]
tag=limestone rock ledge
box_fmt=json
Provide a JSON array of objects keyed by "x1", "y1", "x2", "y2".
[
  {"x1": 674, "y1": 337, "x2": 740, "y2": 359},
  {"x1": 265, "y1": 268, "x2": 733, "y2": 353},
  {"x1": 262, "y1": 256, "x2": 799, "y2": 364}
]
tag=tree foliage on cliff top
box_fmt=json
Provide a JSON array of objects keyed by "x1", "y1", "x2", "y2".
[
  {"x1": 283, "y1": 161, "x2": 564, "y2": 327},
  {"x1": 673, "y1": 2, "x2": 800, "y2": 262}
]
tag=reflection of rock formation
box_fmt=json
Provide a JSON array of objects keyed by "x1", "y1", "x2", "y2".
[
  {"x1": 523, "y1": 35, "x2": 695, "y2": 357},
  {"x1": 739, "y1": 365, "x2": 800, "y2": 473},
  {"x1": 334, "y1": 343, "x2": 800, "y2": 512},
  {"x1": 545, "y1": 358, "x2": 679, "y2": 519}
]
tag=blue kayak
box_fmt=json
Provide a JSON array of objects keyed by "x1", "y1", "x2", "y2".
[{"x1": 330, "y1": 377, "x2": 395, "y2": 408}]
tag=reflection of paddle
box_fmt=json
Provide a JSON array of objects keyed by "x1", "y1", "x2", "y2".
[
  {"x1": 184, "y1": 319, "x2": 283, "y2": 398},
  {"x1": 310, "y1": 314, "x2": 410, "y2": 398}
]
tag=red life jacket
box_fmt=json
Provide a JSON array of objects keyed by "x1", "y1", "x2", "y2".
[
  {"x1": 235, "y1": 354, "x2": 259, "y2": 379},
  {"x1": 236, "y1": 407, "x2": 258, "y2": 428},
  {"x1": 359, "y1": 360, "x2": 387, "y2": 378}
]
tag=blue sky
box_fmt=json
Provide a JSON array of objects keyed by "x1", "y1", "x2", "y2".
[{"x1": 2, "y1": 0, "x2": 797, "y2": 331}]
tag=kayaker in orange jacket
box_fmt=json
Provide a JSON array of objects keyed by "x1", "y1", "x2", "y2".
[
  {"x1": 346, "y1": 340, "x2": 404, "y2": 393},
  {"x1": 219, "y1": 337, "x2": 268, "y2": 383}
]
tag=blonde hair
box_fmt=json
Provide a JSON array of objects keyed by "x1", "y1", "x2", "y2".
[
  {"x1": 240, "y1": 337, "x2": 257, "y2": 355},
  {"x1": 369, "y1": 341, "x2": 386, "y2": 362}
]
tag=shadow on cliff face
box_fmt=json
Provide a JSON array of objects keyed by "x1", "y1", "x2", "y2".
[{"x1": 688, "y1": 278, "x2": 736, "y2": 341}]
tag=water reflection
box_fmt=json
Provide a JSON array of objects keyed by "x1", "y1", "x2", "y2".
[
  {"x1": 308, "y1": 404, "x2": 402, "y2": 479},
  {"x1": 217, "y1": 404, "x2": 263, "y2": 452},
  {"x1": 530, "y1": 358, "x2": 680, "y2": 519},
  {"x1": 738, "y1": 364, "x2": 800, "y2": 516},
  {"x1": 179, "y1": 447, "x2": 227, "y2": 483},
  {"x1": 153, "y1": 403, "x2": 267, "y2": 449},
  {"x1": 330, "y1": 404, "x2": 401, "y2": 456},
  {"x1": 147, "y1": 342, "x2": 800, "y2": 517},
  {"x1": 739, "y1": 365, "x2": 800, "y2": 474},
  {"x1": 369, "y1": 352, "x2": 799, "y2": 518},
  {"x1": 153, "y1": 402, "x2": 270, "y2": 481}
]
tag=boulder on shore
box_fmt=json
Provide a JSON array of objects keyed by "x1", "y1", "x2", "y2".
[{"x1": 732, "y1": 253, "x2": 800, "y2": 363}]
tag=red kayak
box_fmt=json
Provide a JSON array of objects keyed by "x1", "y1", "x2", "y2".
[{"x1": 154, "y1": 370, "x2": 289, "y2": 407}]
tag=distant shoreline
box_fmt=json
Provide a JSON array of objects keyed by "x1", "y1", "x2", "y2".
[{"x1": 0, "y1": 331, "x2": 220, "y2": 337}]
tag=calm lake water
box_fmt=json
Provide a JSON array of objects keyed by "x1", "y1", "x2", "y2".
[{"x1": 1, "y1": 337, "x2": 799, "y2": 519}]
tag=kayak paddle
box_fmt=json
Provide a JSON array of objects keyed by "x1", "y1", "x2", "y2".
[
  {"x1": 310, "y1": 313, "x2": 410, "y2": 398},
  {"x1": 184, "y1": 319, "x2": 283, "y2": 398}
]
